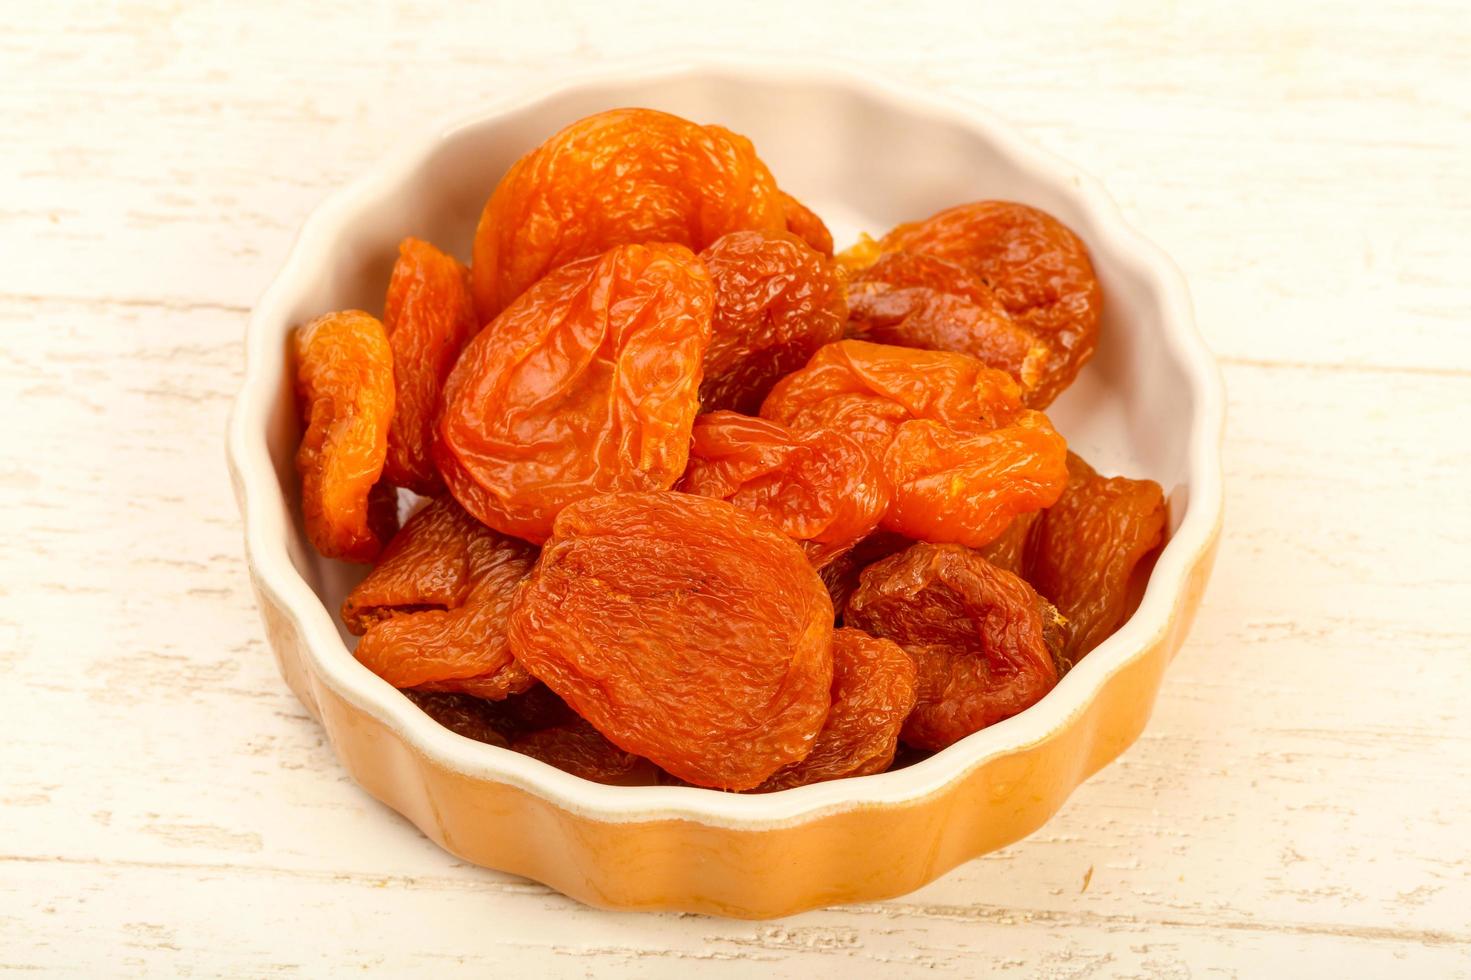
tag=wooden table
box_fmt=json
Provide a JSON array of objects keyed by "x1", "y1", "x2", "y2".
[{"x1": 4, "y1": 2, "x2": 1468, "y2": 975}]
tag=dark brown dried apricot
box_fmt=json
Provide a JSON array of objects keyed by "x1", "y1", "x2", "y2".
[
  {"x1": 976, "y1": 510, "x2": 1040, "y2": 576},
  {"x1": 487, "y1": 683, "x2": 579, "y2": 739},
  {"x1": 678, "y1": 411, "x2": 889, "y2": 568},
  {"x1": 818, "y1": 530, "x2": 913, "y2": 616},
  {"x1": 470, "y1": 108, "x2": 784, "y2": 319},
  {"x1": 756, "y1": 628, "x2": 917, "y2": 791},
  {"x1": 868, "y1": 201, "x2": 1102, "y2": 407},
  {"x1": 294, "y1": 310, "x2": 397, "y2": 562},
  {"x1": 401, "y1": 690, "x2": 510, "y2": 748},
  {"x1": 1026, "y1": 453, "x2": 1166, "y2": 667},
  {"x1": 436, "y1": 243, "x2": 713, "y2": 544},
  {"x1": 698, "y1": 230, "x2": 847, "y2": 415},
  {"x1": 846, "y1": 542, "x2": 1061, "y2": 751},
  {"x1": 507, "y1": 491, "x2": 834, "y2": 790},
  {"x1": 381, "y1": 237, "x2": 480, "y2": 494},
  {"x1": 511, "y1": 719, "x2": 659, "y2": 785}
]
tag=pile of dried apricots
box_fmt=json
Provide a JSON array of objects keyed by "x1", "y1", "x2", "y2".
[{"x1": 293, "y1": 107, "x2": 1167, "y2": 791}]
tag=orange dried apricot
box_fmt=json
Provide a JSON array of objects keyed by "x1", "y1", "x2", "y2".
[
  {"x1": 507, "y1": 491, "x2": 834, "y2": 790},
  {"x1": 341, "y1": 496, "x2": 481, "y2": 634},
  {"x1": 381, "y1": 237, "x2": 481, "y2": 494},
  {"x1": 881, "y1": 413, "x2": 1067, "y2": 547},
  {"x1": 435, "y1": 243, "x2": 713, "y2": 544},
  {"x1": 352, "y1": 502, "x2": 538, "y2": 700},
  {"x1": 470, "y1": 108, "x2": 784, "y2": 319},
  {"x1": 757, "y1": 627, "x2": 916, "y2": 790},
  {"x1": 293, "y1": 310, "x2": 397, "y2": 562},
  {"x1": 762, "y1": 340, "x2": 1068, "y2": 548},
  {"x1": 780, "y1": 190, "x2": 835, "y2": 257},
  {"x1": 867, "y1": 201, "x2": 1101, "y2": 407},
  {"x1": 678, "y1": 411, "x2": 889, "y2": 568},
  {"x1": 846, "y1": 251, "x2": 1049, "y2": 399}
]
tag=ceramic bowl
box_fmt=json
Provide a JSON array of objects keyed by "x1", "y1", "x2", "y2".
[{"x1": 226, "y1": 58, "x2": 1224, "y2": 919}]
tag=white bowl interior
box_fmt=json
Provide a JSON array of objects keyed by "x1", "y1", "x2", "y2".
[{"x1": 240, "y1": 63, "x2": 1218, "y2": 819}]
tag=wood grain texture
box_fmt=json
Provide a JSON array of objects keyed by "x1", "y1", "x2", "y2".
[{"x1": 2, "y1": 1, "x2": 1469, "y2": 976}]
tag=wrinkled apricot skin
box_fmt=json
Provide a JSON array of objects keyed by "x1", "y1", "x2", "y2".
[
  {"x1": 414, "y1": 660, "x2": 536, "y2": 700},
  {"x1": 1026, "y1": 453, "x2": 1166, "y2": 668},
  {"x1": 511, "y1": 719, "x2": 659, "y2": 785},
  {"x1": 341, "y1": 496, "x2": 480, "y2": 634},
  {"x1": 780, "y1": 190, "x2": 835, "y2": 257},
  {"x1": 471, "y1": 108, "x2": 784, "y2": 319},
  {"x1": 294, "y1": 310, "x2": 397, "y2": 562},
  {"x1": 757, "y1": 628, "x2": 917, "y2": 791},
  {"x1": 507, "y1": 491, "x2": 834, "y2": 790},
  {"x1": 381, "y1": 238, "x2": 481, "y2": 494},
  {"x1": 880, "y1": 413, "x2": 1068, "y2": 547},
  {"x1": 762, "y1": 340, "x2": 1020, "y2": 455},
  {"x1": 349, "y1": 499, "x2": 538, "y2": 699},
  {"x1": 699, "y1": 230, "x2": 848, "y2": 415},
  {"x1": 401, "y1": 690, "x2": 510, "y2": 748},
  {"x1": 846, "y1": 542, "x2": 1061, "y2": 751},
  {"x1": 435, "y1": 243, "x2": 713, "y2": 544},
  {"x1": 847, "y1": 252, "x2": 1049, "y2": 398},
  {"x1": 977, "y1": 511, "x2": 1040, "y2": 575},
  {"x1": 818, "y1": 530, "x2": 913, "y2": 616},
  {"x1": 872, "y1": 201, "x2": 1102, "y2": 407},
  {"x1": 679, "y1": 412, "x2": 890, "y2": 568},
  {"x1": 762, "y1": 340, "x2": 1068, "y2": 548}
]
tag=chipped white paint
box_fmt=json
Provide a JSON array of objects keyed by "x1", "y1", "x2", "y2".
[{"x1": 2, "y1": 1, "x2": 1469, "y2": 976}]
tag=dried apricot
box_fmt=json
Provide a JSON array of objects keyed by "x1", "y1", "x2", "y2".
[
  {"x1": 699, "y1": 230, "x2": 847, "y2": 415},
  {"x1": 976, "y1": 510, "x2": 1039, "y2": 575},
  {"x1": 381, "y1": 237, "x2": 481, "y2": 494},
  {"x1": 846, "y1": 542, "x2": 1061, "y2": 751},
  {"x1": 471, "y1": 108, "x2": 784, "y2": 319},
  {"x1": 762, "y1": 340, "x2": 1068, "y2": 548},
  {"x1": 780, "y1": 190, "x2": 834, "y2": 257},
  {"x1": 846, "y1": 251, "x2": 1049, "y2": 398},
  {"x1": 756, "y1": 628, "x2": 916, "y2": 790},
  {"x1": 678, "y1": 411, "x2": 889, "y2": 568},
  {"x1": 869, "y1": 201, "x2": 1101, "y2": 407},
  {"x1": 415, "y1": 660, "x2": 536, "y2": 700},
  {"x1": 486, "y1": 683, "x2": 578, "y2": 738},
  {"x1": 401, "y1": 690, "x2": 510, "y2": 748},
  {"x1": 511, "y1": 719, "x2": 659, "y2": 785},
  {"x1": 881, "y1": 413, "x2": 1067, "y2": 547},
  {"x1": 818, "y1": 530, "x2": 913, "y2": 616},
  {"x1": 436, "y1": 243, "x2": 713, "y2": 544},
  {"x1": 341, "y1": 496, "x2": 481, "y2": 634},
  {"x1": 352, "y1": 509, "x2": 538, "y2": 699},
  {"x1": 294, "y1": 310, "x2": 397, "y2": 562},
  {"x1": 507, "y1": 491, "x2": 834, "y2": 790},
  {"x1": 1026, "y1": 453, "x2": 1166, "y2": 667}
]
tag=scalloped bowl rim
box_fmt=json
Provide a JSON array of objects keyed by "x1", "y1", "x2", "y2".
[{"x1": 226, "y1": 55, "x2": 1224, "y2": 831}]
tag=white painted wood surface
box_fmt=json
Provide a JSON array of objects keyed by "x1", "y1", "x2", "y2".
[{"x1": 3, "y1": 1, "x2": 1469, "y2": 975}]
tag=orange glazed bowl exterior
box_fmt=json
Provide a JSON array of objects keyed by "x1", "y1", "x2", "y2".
[{"x1": 226, "y1": 60, "x2": 1224, "y2": 919}]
